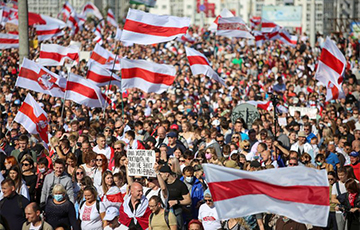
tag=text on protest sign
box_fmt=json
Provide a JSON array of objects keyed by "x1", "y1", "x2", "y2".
[{"x1": 127, "y1": 149, "x2": 156, "y2": 177}]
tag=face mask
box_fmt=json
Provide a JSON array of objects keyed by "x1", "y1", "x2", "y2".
[
  {"x1": 180, "y1": 164, "x2": 186, "y2": 172},
  {"x1": 254, "y1": 155, "x2": 260, "y2": 160},
  {"x1": 76, "y1": 142, "x2": 82, "y2": 147},
  {"x1": 316, "y1": 162, "x2": 322, "y2": 166},
  {"x1": 223, "y1": 154, "x2": 229, "y2": 159},
  {"x1": 330, "y1": 100, "x2": 336, "y2": 103},
  {"x1": 54, "y1": 194, "x2": 64, "y2": 202},
  {"x1": 185, "y1": 176, "x2": 194, "y2": 183},
  {"x1": 39, "y1": 168, "x2": 46, "y2": 173},
  {"x1": 137, "y1": 130, "x2": 143, "y2": 134},
  {"x1": 205, "y1": 153, "x2": 212, "y2": 160}
]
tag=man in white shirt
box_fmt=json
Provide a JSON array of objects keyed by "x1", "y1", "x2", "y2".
[
  {"x1": 93, "y1": 134, "x2": 113, "y2": 161},
  {"x1": 198, "y1": 190, "x2": 221, "y2": 230},
  {"x1": 290, "y1": 131, "x2": 314, "y2": 161}
]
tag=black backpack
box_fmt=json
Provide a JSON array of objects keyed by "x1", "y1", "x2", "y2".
[{"x1": 149, "y1": 209, "x2": 170, "y2": 229}]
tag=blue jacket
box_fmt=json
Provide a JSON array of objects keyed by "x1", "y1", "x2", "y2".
[{"x1": 180, "y1": 176, "x2": 204, "y2": 219}]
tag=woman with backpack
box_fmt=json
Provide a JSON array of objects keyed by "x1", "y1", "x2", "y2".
[{"x1": 78, "y1": 186, "x2": 105, "y2": 230}]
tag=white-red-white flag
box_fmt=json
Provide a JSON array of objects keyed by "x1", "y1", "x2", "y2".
[
  {"x1": 315, "y1": 37, "x2": 346, "y2": 101},
  {"x1": 87, "y1": 62, "x2": 121, "y2": 87},
  {"x1": 81, "y1": 2, "x2": 103, "y2": 21},
  {"x1": 9, "y1": 11, "x2": 66, "y2": 27},
  {"x1": 35, "y1": 24, "x2": 65, "y2": 41},
  {"x1": 115, "y1": 28, "x2": 133, "y2": 47},
  {"x1": 253, "y1": 31, "x2": 265, "y2": 47},
  {"x1": 278, "y1": 28, "x2": 298, "y2": 47},
  {"x1": 250, "y1": 16, "x2": 261, "y2": 30},
  {"x1": 203, "y1": 164, "x2": 329, "y2": 227},
  {"x1": 107, "y1": 8, "x2": 118, "y2": 27},
  {"x1": 177, "y1": 34, "x2": 195, "y2": 44},
  {"x1": 88, "y1": 43, "x2": 120, "y2": 70},
  {"x1": 60, "y1": 1, "x2": 74, "y2": 20},
  {"x1": 120, "y1": 58, "x2": 176, "y2": 94},
  {"x1": 261, "y1": 18, "x2": 280, "y2": 33},
  {"x1": 38, "y1": 44, "x2": 79, "y2": 66},
  {"x1": 208, "y1": 8, "x2": 234, "y2": 31},
  {"x1": 216, "y1": 17, "x2": 254, "y2": 39},
  {"x1": 0, "y1": 33, "x2": 18, "y2": 49},
  {"x1": 247, "y1": 100, "x2": 272, "y2": 111},
  {"x1": 93, "y1": 23, "x2": 103, "y2": 45},
  {"x1": 65, "y1": 73, "x2": 111, "y2": 108},
  {"x1": 121, "y1": 9, "x2": 190, "y2": 45},
  {"x1": 16, "y1": 58, "x2": 67, "y2": 97},
  {"x1": 185, "y1": 47, "x2": 225, "y2": 86},
  {"x1": 67, "y1": 11, "x2": 84, "y2": 35},
  {"x1": 14, "y1": 94, "x2": 49, "y2": 144}
]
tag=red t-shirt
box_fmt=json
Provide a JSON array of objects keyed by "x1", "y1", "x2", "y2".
[{"x1": 351, "y1": 162, "x2": 360, "y2": 181}]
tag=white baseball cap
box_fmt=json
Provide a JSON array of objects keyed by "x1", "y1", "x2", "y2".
[{"x1": 103, "y1": 207, "x2": 119, "y2": 221}]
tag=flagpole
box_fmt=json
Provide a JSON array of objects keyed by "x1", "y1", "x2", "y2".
[
  {"x1": 102, "y1": 54, "x2": 118, "y2": 118},
  {"x1": 61, "y1": 73, "x2": 70, "y2": 120}
]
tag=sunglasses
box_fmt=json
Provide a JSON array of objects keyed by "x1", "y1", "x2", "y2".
[
  {"x1": 22, "y1": 163, "x2": 30, "y2": 167},
  {"x1": 76, "y1": 172, "x2": 84, "y2": 175},
  {"x1": 114, "y1": 148, "x2": 122, "y2": 150},
  {"x1": 104, "y1": 130, "x2": 110, "y2": 132},
  {"x1": 328, "y1": 178, "x2": 335, "y2": 181},
  {"x1": 232, "y1": 136, "x2": 240, "y2": 139},
  {"x1": 289, "y1": 163, "x2": 298, "y2": 166},
  {"x1": 96, "y1": 159, "x2": 103, "y2": 162},
  {"x1": 244, "y1": 145, "x2": 250, "y2": 148},
  {"x1": 180, "y1": 160, "x2": 186, "y2": 163},
  {"x1": 204, "y1": 199, "x2": 213, "y2": 203}
]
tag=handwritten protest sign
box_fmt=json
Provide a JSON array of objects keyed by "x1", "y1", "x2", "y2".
[
  {"x1": 127, "y1": 149, "x2": 156, "y2": 177},
  {"x1": 289, "y1": 106, "x2": 317, "y2": 119}
]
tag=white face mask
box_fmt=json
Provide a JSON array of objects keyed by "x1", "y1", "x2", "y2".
[
  {"x1": 39, "y1": 168, "x2": 46, "y2": 173},
  {"x1": 185, "y1": 176, "x2": 194, "y2": 183}
]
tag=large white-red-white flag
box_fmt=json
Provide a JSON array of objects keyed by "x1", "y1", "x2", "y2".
[
  {"x1": 16, "y1": 58, "x2": 67, "y2": 97},
  {"x1": 250, "y1": 16, "x2": 261, "y2": 30},
  {"x1": 216, "y1": 17, "x2": 254, "y2": 39},
  {"x1": 315, "y1": 37, "x2": 346, "y2": 101},
  {"x1": 261, "y1": 18, "x2": 280, "y2": 33},
  {"x1": 107, "y1": 8, "x2": 118, "y2": 27},
  {"x1": 81, "y1": 2, "x2": 103, "y2": 21},
  {"x1": 121, "y1": 9, "x2": 190, "y2": 45},
  {"x1": 14, "y1": 94, "x2": 49, "y2": 144},
  {"x1": 208, "y1": 8, "x2": 234, "y2": 31},
  {"x1": 65, "y1": 73, "x2": 111, "y2": 108},
  {"x1": 9, "y1": 11, "x2": 66, "y2": 27},
  {"x1": 185, "y1": 47, "x2": 225, "y2": 86},
  {"x1": 120, "y1": 58, "x2": 176, "y2": 94},
  {"x1": 38, "y1": 44, "x2": 79, "y2": 66},
  {"x1": 203, "y1": 164, "x2": 329, "y2": 227},
  {"x1": 35, "y1": 24, "x2": 65, "y2": 41},
  {"x1": 67, "y1": 11, "x2": 84, "y2": 35},
  {"x1": 87, "y1": 63, "x2": 121, "y2": 87},
  {"x1": 88, "y1": 43, "x2": 120, "y2": 70},
  {"x1": 115, "y1": 28, "x2": 133, "y2": 47},
  {"x1": 0, "y1": 33, "x2": 18, "y2": 49}
]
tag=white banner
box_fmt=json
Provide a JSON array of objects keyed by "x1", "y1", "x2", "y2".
[
  {"x1": 128, "y1": 149, "x2": 156, "y2": 177},
  {"x1": 289, "y1": 106, "x2": 317, "y2": 119}
]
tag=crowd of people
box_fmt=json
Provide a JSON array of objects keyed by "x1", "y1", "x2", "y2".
[{"x1": 0, "y1": 8, "x2": 359, "y2": 230}]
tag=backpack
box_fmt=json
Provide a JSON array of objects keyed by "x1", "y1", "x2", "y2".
[
  {"x1": 79, "y1": 199, "x2": 100, "y2": 219},
  {"x1": 149, "y1": 209, "x2": 170, "y2": 229}
]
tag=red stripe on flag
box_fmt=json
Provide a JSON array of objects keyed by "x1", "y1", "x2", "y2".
[
  {"x1": 37, "y1": 28, "x2": 63, "y2": 35},
  {"x1": 19, "y1": 102, "x2": 48, "y2": 143},
  {"x1": 87, "y1": 70, "x2": 113, "y2": 83},
  {"x1": 121, "y1": 68, "x2": 175, "y2": 86},
  {"x1": 39, "y1": 52, "x2": 66, "y2": 62},
  {"x1": 90, "y1": 52, "x2": 108, "y2": 64},
  {"x1": 19, "y1": 67, "x2": 65, "y2": 92},
  {"x1": 108, "y1": 13, "x2": 115, "y2": 20},
  {"x1": 319, "y1": 48, "x2": 344, "y2": 75},
  {"x1": 262, "y1": 22, "x2": 277, "y2": 28},
  {"x1": 0, "y1": 38, "x2": 18, "y2": 43},
  {"x1": 66, "y1": 81, "x2": 100, "y2": 100},
  {"x1": 188, "y1": 56, "x2": 209, "y2": 66},
  {"x1": 124, "y1": 19, "x2": 188, "y2": 37},
  {"x1": 208, "y1": 178, "x2": 329, "y2": 206}
]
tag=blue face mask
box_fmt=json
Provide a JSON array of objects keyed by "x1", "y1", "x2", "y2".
[{"x1": 54, "y1": 194, "x2": 64, "y2": 202}]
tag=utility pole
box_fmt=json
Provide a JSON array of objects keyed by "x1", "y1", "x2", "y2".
[
  {"x1": 18, "y1": 0, "x2": 29, "y2": 65},
  {"x1": 309, "y1": 0, "x2": 315, "y2": 47}
]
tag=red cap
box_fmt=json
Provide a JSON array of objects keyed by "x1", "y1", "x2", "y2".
[{"x1": 170, "y1": 124, "x2": 179, "y2": 130}]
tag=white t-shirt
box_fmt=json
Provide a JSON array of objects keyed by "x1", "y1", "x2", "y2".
[
  {"x1": 79, "y1": 201, "x2": 106, "y2": 230},
  {"x1": 104, "y1": 223, "x2": 129, "y2": 230},
  {"x1": 93, "y1": 145, "x2": 112, "y2": 160},
  {"x1": 332, "y1": 181, "x2": 347, "y2": 196},
  {"x1": 29, "y1": 223, "x2": 41, "y2": 230},
  {"x1": 93, "y1": 168, "x2": 103, "y2": 191},
  {"x1": 198, "y1": 203, "x2": 221, "y2": 230}
]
